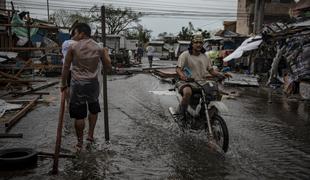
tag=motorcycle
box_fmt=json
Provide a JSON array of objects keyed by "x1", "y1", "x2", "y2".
[{"x1": 169, "y1": 78, "x2": 229, "y2": 153}]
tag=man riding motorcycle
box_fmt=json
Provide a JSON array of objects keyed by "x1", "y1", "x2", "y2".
[{"x1": 176, "y1": 32, "x2": 231, "y2": 121}]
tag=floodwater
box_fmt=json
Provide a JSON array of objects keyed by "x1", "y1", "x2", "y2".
[{"x1": 1, "y1": 72, "x2": 310, "y2": 180}]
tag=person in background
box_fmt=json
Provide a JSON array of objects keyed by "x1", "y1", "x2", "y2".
[
  {"x1": 146, "y1": 44, "x2": 155, "y2": 68},
  {"x1": 136, "y1": 45, "x2": 144, "y2": 63},
  {"x1": 61, "y1": 26, "x2": 78, "y2": 107},
  {"x1": 61, "y1": 23, "x2": 112, "y2": 152}
]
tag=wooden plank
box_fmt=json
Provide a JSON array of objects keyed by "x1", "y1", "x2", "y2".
[
  {"x1": 0, "y1": 79, "x2": 46, "y2": 83},
  {"x1": 6, "y1": 99, "x2": 45, "y2": 103},
  {"x1": 0, "y1": 71, "x2": 20, "y2": 80},
  {"x1": 5, "y1": 96, "x2": 40, "y2": 132},
  {"x1": 10, "y1": 92, "x2": 50, "y2": 96},
  {"x1": 155, "y1": 68, "x2": 177, "y2": 78},
  {"x1": 0, "y1": 47, "x2": 60, "y2": 51},
  {"x1": 9, "y1": 81, "x2": 58, "y2": 96}
]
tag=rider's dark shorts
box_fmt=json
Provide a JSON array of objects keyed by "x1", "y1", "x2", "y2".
[
  {"x1": 69, "y1": 79, "x2": 101, "y2": 119},
  {"x1": 176, "y1": 80, "x2": 200, "y2": 95}
]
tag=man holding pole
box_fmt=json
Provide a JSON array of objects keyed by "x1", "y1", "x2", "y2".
[{"x1": 61, "y1": 23, "x2": 112, "y2": 151}]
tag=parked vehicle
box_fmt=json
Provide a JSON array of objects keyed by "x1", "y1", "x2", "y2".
[
  {"x1": 148, "y1": 41, "x2": 169, "y2": 60},
  {"x1": 169, "y1": 78, "x2": 229, "y2": 152},
  {"x1": 174, "y1": 41, "x2": 190, "y2": 60}
]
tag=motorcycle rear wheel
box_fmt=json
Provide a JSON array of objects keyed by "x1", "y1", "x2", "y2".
[{"x1": 211, "y1": 114, "x2": 229, "y2": 152}]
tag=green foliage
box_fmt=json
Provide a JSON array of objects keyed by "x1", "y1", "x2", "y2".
[
  {"x1": 124, "y1": 26, "x2": 152, "y2": 44},
  {"x1": 178, "y1": 26, "x2": 193, "y2": 41},
  {"x1": 178, "y1": 22, "x2": 210, "y2": 40},
  {"x1": 90, "y1": 5, "x2": 143, "y2": 35}
]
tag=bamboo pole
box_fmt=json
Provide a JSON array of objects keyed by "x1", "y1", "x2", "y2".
[
  {"x1": 101, "y1": 6, "x2": 110, "y2": 142},
  {"x1": 52, "y1": 91, "x2": 66, "y2": 174}
]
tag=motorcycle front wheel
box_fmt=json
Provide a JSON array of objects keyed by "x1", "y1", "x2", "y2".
[{"x1": 210, "y1": 114, "x2": 229, "y2": 152}]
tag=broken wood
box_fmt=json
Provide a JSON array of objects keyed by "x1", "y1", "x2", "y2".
[
  {"x1": 0, "y1": 79, "x2": 46, "y2": 84},
  {"x1": 5, "y1": 59, "x2": 32, "y2": 89},
  {"x1": 10, "y1": 92, "x2": 50, "y2": 96},
  {"x1": 52, "y1": 91, "x2": 66, "y2": 174},
  {"x1": 5, "y1": 96, "x2": 40, "y2": 132},
  {"x1": 9, "y1": 81, "x2": 58, "y2": 97},
  {"x1": 5, "y1": 99, "x2": 44, "y2": 103},
  {"x1": 0, "y1": 133, "x2": 23, "y2": 138},
  {"x1": 0, "y1": 71, "x2": 20, "y2": 80}
]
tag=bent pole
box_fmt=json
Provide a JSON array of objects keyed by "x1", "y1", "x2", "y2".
[
  {"x1": 52, "y1": 91, "x2": 66, "y2": 174},
  {"x1": 101, "y1": 5, "x2": 110, "y2": 142}
]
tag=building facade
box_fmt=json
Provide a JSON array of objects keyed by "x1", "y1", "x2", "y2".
[
  {"x1": 0, "y1": 0, "x2": 5, "y2": 9},
  {"x1": 236, "y1": 0, "x2": 296, "y2": 35}
]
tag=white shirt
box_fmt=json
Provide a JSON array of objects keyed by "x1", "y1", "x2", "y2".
[{"x1": 61, "y1": 39, "x2": 76, "y2": 70}]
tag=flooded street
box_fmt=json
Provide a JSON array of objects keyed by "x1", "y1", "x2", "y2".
[{"x1": 1, "y1": 61, "x2": 310, "y2": 179}]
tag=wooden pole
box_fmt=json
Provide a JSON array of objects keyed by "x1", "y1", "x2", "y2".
[
  {"x1": 52, "y1": 91, "x2": 66, "y2": 174},
  {"x1": 101, "y1": 6, "x2": 110, "y2": 142},
  {"x1": 47, "y1": 0, "x2": 50, "y2": 22}
]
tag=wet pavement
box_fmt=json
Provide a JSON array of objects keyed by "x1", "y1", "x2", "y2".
[{"x1": 0, "y1": 58, "x2": 310, "y2": 179}]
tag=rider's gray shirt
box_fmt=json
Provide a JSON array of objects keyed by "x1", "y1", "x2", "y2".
[{"x1": 177, "y1": 50, "x2": 213, "y2": 80}]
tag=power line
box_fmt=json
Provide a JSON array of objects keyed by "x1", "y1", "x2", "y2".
[
  {"x1": 10, "y1": 1, "x2": 250, "y2": 19},
  {"x1": 11, "y1": 0, "x2": 238, "y2": 14}
]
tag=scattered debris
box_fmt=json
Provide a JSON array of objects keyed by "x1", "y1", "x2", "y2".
[
  {"x1": 224, "y1": 73, "x2": 259, "y2": 87},
  {"x1": 5, "y1": 96, "x2": 40, "y2": 132},
  {"x1": 0, "y1": 99, "x2": 22, "y2": 118}
]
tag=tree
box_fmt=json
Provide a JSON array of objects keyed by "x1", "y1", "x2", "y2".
[
  {"x1": 197, "y1": 28, "x2": 210, "y2": 39},
  {"x1": 158, "y1": 32, "x2": 168, "y2": 40},
  {"x1": 50, "y1": 9, "x2": 90, "y2": 28},
  {"x1": 90, "y1": 5, "x2": 143, "y2": 35},
  {"x1": 124, "y1": 26, "x2": 152, "y2": 44},
  {"x1": 177, "y1": 22, "x2": 210, "y2": 40},
  {"x1": 178, "y1": 26, "x2": 193, "y2": 41}
]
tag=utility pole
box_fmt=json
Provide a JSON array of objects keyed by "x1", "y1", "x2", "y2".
[
  {"x1": 47, "y1": 0, "x2": 50, "y2": 22},
  {"x1": 101, "y1": 6, "x2": 110, "y2": 142},
  {"x1": 253, "y1": 0, "x2": 265, "y2": 34}
]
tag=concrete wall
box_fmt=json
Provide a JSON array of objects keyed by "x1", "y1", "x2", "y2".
[
  {"x1": 236, "y1": 0, "x2": 253, "y2": 35},
  {"x1": 236, "y1": 0, "x2": 295, "y2": 35}
]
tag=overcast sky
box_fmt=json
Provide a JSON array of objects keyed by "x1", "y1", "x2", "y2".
[{"x1": 8, "y1": 0, "x2": 238, "y2": 38}]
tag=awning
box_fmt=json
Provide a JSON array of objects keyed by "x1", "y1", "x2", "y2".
[{"x1": 223, "y1": 35, "x2": 262, "y2": 62}]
